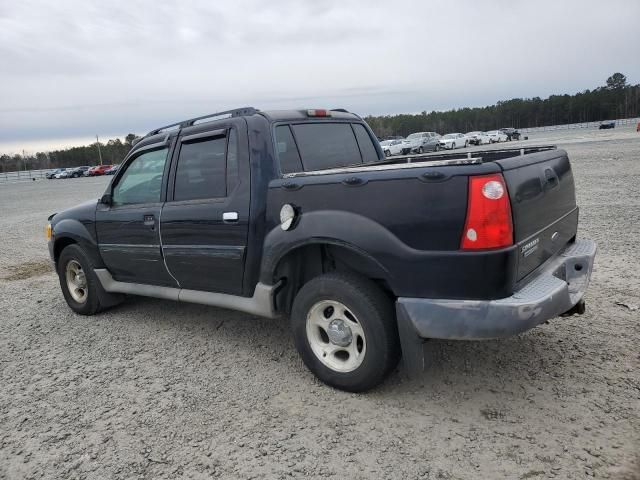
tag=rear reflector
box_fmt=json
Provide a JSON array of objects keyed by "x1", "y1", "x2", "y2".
[
  {"x1": 307, "y1": 109, "x2": 331, "y2": 117},
  {"x1": 461, "y1": 174, "x2": 513, "y2": 250}
]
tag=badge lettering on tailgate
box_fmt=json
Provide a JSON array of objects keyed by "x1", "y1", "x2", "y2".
[{"x1": 521, "y1": 238, "x2": 540, "y2": 257}]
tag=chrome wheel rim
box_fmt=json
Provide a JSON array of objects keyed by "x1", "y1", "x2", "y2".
[
  {"x1": 65, "y1": 260, "x2": 88, "y2": 304},
  {"x1": 306, "y1": 300, "x2": 366, "y2": 373}
]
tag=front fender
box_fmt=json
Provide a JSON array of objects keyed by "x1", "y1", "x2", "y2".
[{"x1": 52, "y1": 218, "x2": 104, "y2": 268}]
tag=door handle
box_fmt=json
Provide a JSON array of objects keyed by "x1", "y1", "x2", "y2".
[
  {"x1": 143, "y1": 214, "x2": 155, "y2": 227},
  {"x1": 223, "y1": 212, "x2": 239, "y2": 223}
]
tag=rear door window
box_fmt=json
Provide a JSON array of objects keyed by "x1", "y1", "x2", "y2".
[{"x1": 174, "y1": 135, "x2": 227, "y2": 201}]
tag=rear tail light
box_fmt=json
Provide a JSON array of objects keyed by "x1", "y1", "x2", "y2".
[
  {"x1": 461, "y1": 174, "x2": 513, "y2": 250},
  {"x1": 306, "y1": 109, "x2": 331, "y2": 117}
]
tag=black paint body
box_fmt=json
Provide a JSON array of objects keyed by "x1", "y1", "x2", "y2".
[{"x1": 49, "y1": 109, "x2": 578, "y2": 305}]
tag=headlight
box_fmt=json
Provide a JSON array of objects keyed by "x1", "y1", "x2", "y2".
[{"x1": 280, "y1": 204, "x2": 296, "y2": 231}]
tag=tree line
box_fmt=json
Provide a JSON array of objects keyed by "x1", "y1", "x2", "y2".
[
  {"x1": 366, "y1": 73, "x2": 640, "y2": 138},
  {"x1": 0, "y1": 134, "x2": 139, "y2": 173},
  {"x1": 1, "y1": 73, "x2": 638, "y2": 172}
]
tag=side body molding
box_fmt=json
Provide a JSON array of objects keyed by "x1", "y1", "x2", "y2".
[{"x1": 94, "y1": 269, "x2": 278, "y2": 319}]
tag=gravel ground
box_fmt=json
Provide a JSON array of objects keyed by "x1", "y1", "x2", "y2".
[{"x1": 0, "y1": 127, "x2": 638, "y2": 479}]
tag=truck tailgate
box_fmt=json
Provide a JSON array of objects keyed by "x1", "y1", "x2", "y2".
[{"x1": 496, "y1": 149, "x2": 578, "y2": 281}]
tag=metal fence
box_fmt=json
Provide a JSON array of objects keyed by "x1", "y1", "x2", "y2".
[
  {"x1": 0, "y1": 168, "x2": 55, "y2": 185},
  {"x1": 519, "y1": 117, "x2": 640, "y2": 133}
]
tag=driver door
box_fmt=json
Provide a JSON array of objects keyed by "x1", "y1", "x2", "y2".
[{"x1": 95, "y1": 142, "x2": 177, "y2": 287}]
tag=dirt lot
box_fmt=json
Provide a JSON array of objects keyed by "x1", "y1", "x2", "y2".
[{"x1": 0, "y1": 127, "x2": 638, "y2": 479}]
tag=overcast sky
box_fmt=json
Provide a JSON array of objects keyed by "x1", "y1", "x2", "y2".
[{"x1": 1, "y1": 0, "x2": 639, "y2": 154}]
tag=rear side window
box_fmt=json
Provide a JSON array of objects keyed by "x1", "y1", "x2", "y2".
[
  {"x1": 275, "y1": 125, "x2": 303, "y2": 174},
  {"x1": 291, "y1": 123, "x2": 362, "y2": 172},
  {"x1": 174, "y1": 135, "x2": 227, "y2": 201},
  {"x1": 226, "y1": 128, "x2": 239, "y2": 192},
  {"x1": 352, "y1": 124, "x2": 378, "y2": 164}
]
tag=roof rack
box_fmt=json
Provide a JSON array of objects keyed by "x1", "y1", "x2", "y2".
[{"x1": 145, "y1": 107, "x2": 258, "y2": 137}]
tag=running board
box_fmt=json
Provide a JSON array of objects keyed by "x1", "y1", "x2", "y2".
[{"x1": 94, "y1": 269, "x2": 277, "y2": 318}]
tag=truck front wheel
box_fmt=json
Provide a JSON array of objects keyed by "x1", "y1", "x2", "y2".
[
  {"x1": 57, "y1": 244, "x2": 123, "y2": 315},
  {"x1": 290, "y1": 272, "x2": 400, "y2": 392}
]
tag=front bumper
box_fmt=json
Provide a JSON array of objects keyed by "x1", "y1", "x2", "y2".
[{"x1": 396, "y1": 239, "x2": 596, "y2": 373}]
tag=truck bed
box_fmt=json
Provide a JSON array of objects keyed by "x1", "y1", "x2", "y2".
[{"x1": 268, "y1": 144, "x2": 577, "y2": 300}]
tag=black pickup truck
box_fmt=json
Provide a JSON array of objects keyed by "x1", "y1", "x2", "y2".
[{"x1": 47, "y1": 107, "x2": 596, "y2": 392}]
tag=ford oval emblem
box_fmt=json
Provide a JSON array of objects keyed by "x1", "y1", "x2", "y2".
[{"x1": 551, "y1": 231, "x2": 559, "y2": 242}]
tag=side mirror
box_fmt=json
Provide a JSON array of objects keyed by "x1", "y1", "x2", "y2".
[{"x1": 100, "y1": 193, "x2": 112, "y2": 205}]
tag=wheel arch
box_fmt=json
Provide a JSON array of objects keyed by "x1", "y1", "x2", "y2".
[
  {"x1": 268, "y1": 240, "x2": 394, "y2": 315},
  {"x1": 52, "y1": 218, "x2": 104, "y2": 269}
]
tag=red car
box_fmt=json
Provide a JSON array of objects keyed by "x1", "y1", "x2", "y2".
[{"x1": 85, "y1": 165, "x2": 113, "y2": 176}]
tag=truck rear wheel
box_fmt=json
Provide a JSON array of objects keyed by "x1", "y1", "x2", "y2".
[{"x1": 290, "y1": 272, "x2": 400, "y2": 392}]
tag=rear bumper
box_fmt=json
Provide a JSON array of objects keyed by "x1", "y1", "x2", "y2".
[{"x1": 396, "y1": 239, "x2": 596, "y2": 341}]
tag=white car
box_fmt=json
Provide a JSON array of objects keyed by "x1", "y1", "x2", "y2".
[
  {"x1": 487, "y1": 130, "x2": 508, "y2": 143},
  {"x1": 55, "y1": 169, "x2": 72, "y2": 179},
  {"x1": 380, "y1": 139, "x2": 405, "y2": 157},
  {"x1": 438, "y1": 133, "x2": 467, "y2": 150},
  {"x1": 466, "y1": 131, "x2": 490, "y2": 146}
]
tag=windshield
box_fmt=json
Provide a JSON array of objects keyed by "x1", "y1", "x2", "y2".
[
  {"x1": 443, "y1": 134, "x2": 455, "y2": 139},
  {"x1": 380, "y1": 140, "x2": 392, "y2": 146},
  {"x1": 406, "y1": 133, "x2": 421, "y2": 140}
]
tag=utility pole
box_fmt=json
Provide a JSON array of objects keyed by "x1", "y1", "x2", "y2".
[
  {"x1": 96, "y1": 135, "x2": 103, "y2": 165},
  {"x1": 22, "y1": 149, "x2": 27, "y2": 171}
]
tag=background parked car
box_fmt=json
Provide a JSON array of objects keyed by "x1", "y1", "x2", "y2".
[
  {"x1": 67, "y1": 166, "x2": 90, "y2": 178},
  {"x1": 46, "y1": 168, "x2": 64, "y2": 179},
  {"x1": 500, "y1": 128, "x2": 521, "y2": 140},
  {"x1": 466, "y1": 131, "x2": 490, "y2": 145},
  {"x1": 439, "y1": 133, "x2": 467, "y2": 149},
  {"x1": 599, "y1": 120, "x2": 615, "y2": 129},
  {"x1": 55, "y1": 169, "x2": 73, "y2": 179},
  {"x1": 105, "y1": 164, "x2": 120, "y2": 175},
  {"x1": 380, "y1": 140, "x2": 405, "y2": 157},
  {"x1": 85, "y1": 165, "x2": 113, "y2": 176},
  {"x1": 405, "y1": 132, "x2": 441, "y2": 153},
  {"x1": 487, "y1": 130, "x2": 508, "y2": 143}
]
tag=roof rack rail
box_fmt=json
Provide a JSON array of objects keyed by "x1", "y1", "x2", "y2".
[
  {"x1": 330, "y1": 108, "x2": 349, "y2": 113},
  {"x1": 145, "y1": 107, "x2": 258, "y2": 137}
]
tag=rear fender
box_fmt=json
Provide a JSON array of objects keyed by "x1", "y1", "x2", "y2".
[{"x1": 260, "y1": 210, "x2": 397, "y2": 289}]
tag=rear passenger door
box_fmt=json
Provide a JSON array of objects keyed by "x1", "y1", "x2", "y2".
[{"x1": 159, "y1": 118, "x2": 249, "y2": 295}]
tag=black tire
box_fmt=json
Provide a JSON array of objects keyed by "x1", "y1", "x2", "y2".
[
  {"x1": 418, "y1": 146, "x2": 424, "y2": 154},
  {"x1": 58, "y1": 244, "x2": 110, "y2": 315},
  {"x1": 384, "y1": 150, "x2": 391, "y2": 157},
  {"x1": 290, "y1": 272, "x2": 400, "y2": 392},
  {"x1": 435, "y1": 144, "x2": 440, "y2": 151},
  {"x1": 464, "y1": 141, "x2": 468, "y2": 148},
  {"x1": 451, "y1": 143, "x2": 456, "y2": 149}
]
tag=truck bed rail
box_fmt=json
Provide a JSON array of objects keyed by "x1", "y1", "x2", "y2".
[{"x1": 282, "y1": 145, "x2": 558, "y2": 178}]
